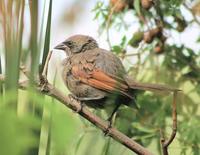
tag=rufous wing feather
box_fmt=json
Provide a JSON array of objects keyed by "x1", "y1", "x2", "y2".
[{"x1": 72, "y1": 65, "x2": 134, "y2": 99}]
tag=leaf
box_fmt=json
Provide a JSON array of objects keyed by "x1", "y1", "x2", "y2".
[
  {"x1": 134, "y1": 0, "x2": 141, "y2": 15},
  {"x1": 112, "y1": 45, "x2": 123, "y2": 54},
  {"x1": 120, "y1": 35, "x2": 127, "y2": 47},
  {"x1": 0, "y1": 107, "x2": 41, "y2": 155},
  {"x1": 129, "y1": 31, "x2": 143, "y2": 47},
  {"x1": 131, "y1": 122, "x2": 156, "y2": 133},
  {"x1": 101, "y1": 138, "x2": 111, "y2": 155},
  {"x1": 94, "y1": 11, "x2": 100, "y2": 19},
  {"x1": 3, "y1": 1, "x2": 25, "y2": 108},
  {"x1": 51, "y1": 104, "x2": 78, "y2": 154},
  {"x1": 0, "y1": 53, "x2": 3, "y2": 94},
  {"x1": 196, "y1": 36, "x2": 200, "y2": 43},
  {"x1": 38, "y1": 0, "x2": 47, "y2": 53},
  {"x1": 41, "y1": 0, "x2": 52, "y2": 73},
  {"x1": 92, "y1": 1, "x2": 103, "y2": 12},
  {"x1": 29, "y1": 0, "x2": 39, "y2": 77},
  {"x1": 74, "y1": 133, "x2": 85, "y2": 155}
]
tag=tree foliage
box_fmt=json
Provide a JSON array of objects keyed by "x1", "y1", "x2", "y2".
[{"x1": 0, "y1": 0, "x2": 200, "y2": 155}]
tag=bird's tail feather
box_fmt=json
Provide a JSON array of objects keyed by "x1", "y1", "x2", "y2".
[{"x1": 125, "y1": 78, "x2": 180, "y2": 93}]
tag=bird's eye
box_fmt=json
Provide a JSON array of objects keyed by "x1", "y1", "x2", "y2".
[
  {"x1": 64, "y1": 41, "x2": 73, "y2": 47},
  {"x1": 88, "y1": 39, "x2": 93, "y2": 42}
]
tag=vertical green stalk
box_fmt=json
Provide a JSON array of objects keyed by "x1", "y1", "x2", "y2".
[
  {"x1": 17, "y1": 0, "x2": 25, "y2": 61},
  {"x1": 28, "y1": 1, "x2": 41, "y2": 155},
  {"x1": 41, "y1": 0, "x2": 52, "y2": 73},
  {"x1": 29, "y1": 0, "x2": 39, "y2": 79},
  {"x1": 38, "y1": 0, "x2": 47, "y2": 61},
  {"x1": 0, "y1": 54, "x2": 3, "y2": 95},
  {"x1": 46, "y1": 70, "x2": 56, "y2": 155},
  {"x1": 2, "y1": 0, "x2": 25, "y2": 110},
  {"x1": 39, "y1": 1, "x2": 53, "y2": 154}
]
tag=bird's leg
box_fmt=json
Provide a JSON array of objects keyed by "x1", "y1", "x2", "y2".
[
  {"x1": 39, "y1": 74, "x2": 49, "y2": 92},
  {"x1": 68, "y1": 94, "x2": 85, "y2": 113},
  {"x1": 104, "y1": 103, "x2": 122, "y2": 135}
]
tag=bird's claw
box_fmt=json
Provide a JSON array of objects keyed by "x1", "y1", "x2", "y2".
[
  {"x1": 104, "y1": 118, "x2": 113, "y2": 136},
  {"x1": 39, "y1": 75, "x2": 49, "y2": 92},
  {"x1": 69, "y1": 94, "x2": 85, "y2": 113}
]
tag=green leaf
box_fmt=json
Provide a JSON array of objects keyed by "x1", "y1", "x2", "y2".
[
  {"x1": 101, "y1": 138, "x2": 111, "y2": 155},
  {"x1": 0, "y1": 53, "x2": 3, "y2": 95},
  {"x1": 112, "y1": 45, "x2": 123, "y2": 54},
  {"x1": 120, "y1": 35, "x2": 127, "y2": 47},
  {"x1": 0, "y1": 108, "x2": 41, "y2": 155},
  {"x1": 74, "y1": 133, "x2": 85, "y2": 155},
  {"x1": 29, "y1": 0, "x2": 39, "y2": 77},
  {"x1": 129, "y1": 31, "x2": 144, "y2": 47},
  {"x1": 51, "y1": 104, "x2": 78, "y2": 154},
  {"x1": 134, "y1": 0, "x2": 141, "y2": 15},
  {"x1": 41, "y1": 0, "x2": 52, "y2": 73},
  {"x1": 132, "y1": 122, "x2": 156, "y2": 134}
]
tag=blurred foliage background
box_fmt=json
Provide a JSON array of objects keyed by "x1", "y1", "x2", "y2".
[{"x1": 0, "y1": 0, "x2": 200, "y2": 155}]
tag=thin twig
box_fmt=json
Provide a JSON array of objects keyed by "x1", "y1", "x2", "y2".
[
  {"x1": 0, "y1": 74, "x2": 154, "y2": 155},
  {"x1": 160, "y1": 91, "x2": 178, "y2": 155},
  {"x1": 160, "y1": 129, "x2": 167, "y2": 155},
  {"x1": 119, "y1": 52, "x2": 141, "y2": 58},
  {"x1": 105, "y1": 0, "x2": 121, "y2": 49},
  {"x1": 164, "y1": 92, "x2": 177, "y2": 146},
  {"x1": 42, "y1": 50, "x2": 53, "y2": 78}
]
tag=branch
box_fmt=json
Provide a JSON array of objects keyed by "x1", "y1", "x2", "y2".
[
  {"x1": 160, "y1": 91, "x2": 178, "y2": 155},
  {"x1": 0, "y1": 74, "x2": 154, "y2": 155}
]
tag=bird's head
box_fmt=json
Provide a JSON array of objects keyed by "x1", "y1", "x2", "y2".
[{"x1": 54, "y1": 35, "x2": 98, "y2": 56}]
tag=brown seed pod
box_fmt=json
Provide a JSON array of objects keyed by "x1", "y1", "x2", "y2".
[
  {"x1": 160, "y1": 34, "x2": 167, "y2": 43},
  {"x1": 110, "y1": 0, "x2": 127, "y2": 12},
  {"x1": 150, "y1": 26, "x2": 162, "y2": 37},
  {"x1": 175, "y1": 16, "x2": 187, "y2": 32},
  {"x1": 143, "y1": 31, "x2": 153, "y2": 43},
  {"x1": 154, "y1": 42, "x2": 164, "y2": 54},
  {"x1": 110, "y1": 0, "x2": 134, "y2": 12},
  {"x1": 143, "y1": 26, "x2": 163, "y2": 44},
  {"x1": 141, "y1": 0, "x2": 153, "y2": 10}
]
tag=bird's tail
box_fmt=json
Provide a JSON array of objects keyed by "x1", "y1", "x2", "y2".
[{"x1": 125, "y1": 77, "x2": 180, "y2": 93}]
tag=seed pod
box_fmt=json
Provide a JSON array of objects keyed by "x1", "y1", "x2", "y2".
[
  {"x1": 175, "y1": 16, "x2": 187, "y2": 32},
  {"x1": 141, "y1": 0, "x2": 153, "y2": 10},
  {"x1": 160, "y1": 34, "x2": 167, "y2": 43},
  {"x1": 110, "y1": 0, "x2": 127, "y2": 12},
  {"x1": 129, "y1": 31, "x2": 144, "y2": 47},
  {"x1": 110, "y1": 0, "x2": 134, "y2": 12},
  {"x1": 143, "y1": 31, "x2": 153, "y2": 43},
  {"x1": 154, "y1": 42, "x2": 164, "y2": 54},
  {"x1": 143, "y1": 26, "x2": 163, "y2": 44},
  {"x1": 150, "y1": 27, "x2": 162, "y2": 37}
]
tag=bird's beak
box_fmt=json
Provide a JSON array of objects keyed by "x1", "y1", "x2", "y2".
[{"x1": 54, "y1": 43, "x2": 66, "y2": 50}]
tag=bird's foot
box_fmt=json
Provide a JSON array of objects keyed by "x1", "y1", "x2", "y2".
[
  {"x1": 39, "y1": 75, "x2": 49, "y2": 93},
  {"x1": 69, "y1": 94, "x2": 85, "y2": 113},
  {"x1": 69, "y1": 94, "x2": 79, "y2": 100},
  {"x1": 104, "y1": 117, "x2": 113, "y2": 136}
]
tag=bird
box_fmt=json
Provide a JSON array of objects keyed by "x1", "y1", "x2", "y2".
[{"x1": 54, "y1": 34, "x2": 178, "y2": 126}]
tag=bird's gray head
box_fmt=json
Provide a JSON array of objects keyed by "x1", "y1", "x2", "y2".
[{"x1": 54, "y1": 35, "x2": 98, "y2": 56}]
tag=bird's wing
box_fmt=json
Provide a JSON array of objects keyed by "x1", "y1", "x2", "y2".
[
  {"x1": 71, "y1": 65, "x2": 134, "y2": 99},
  {"x1": 70, "y1": 49, "x2": 134, "y2": 99}
]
